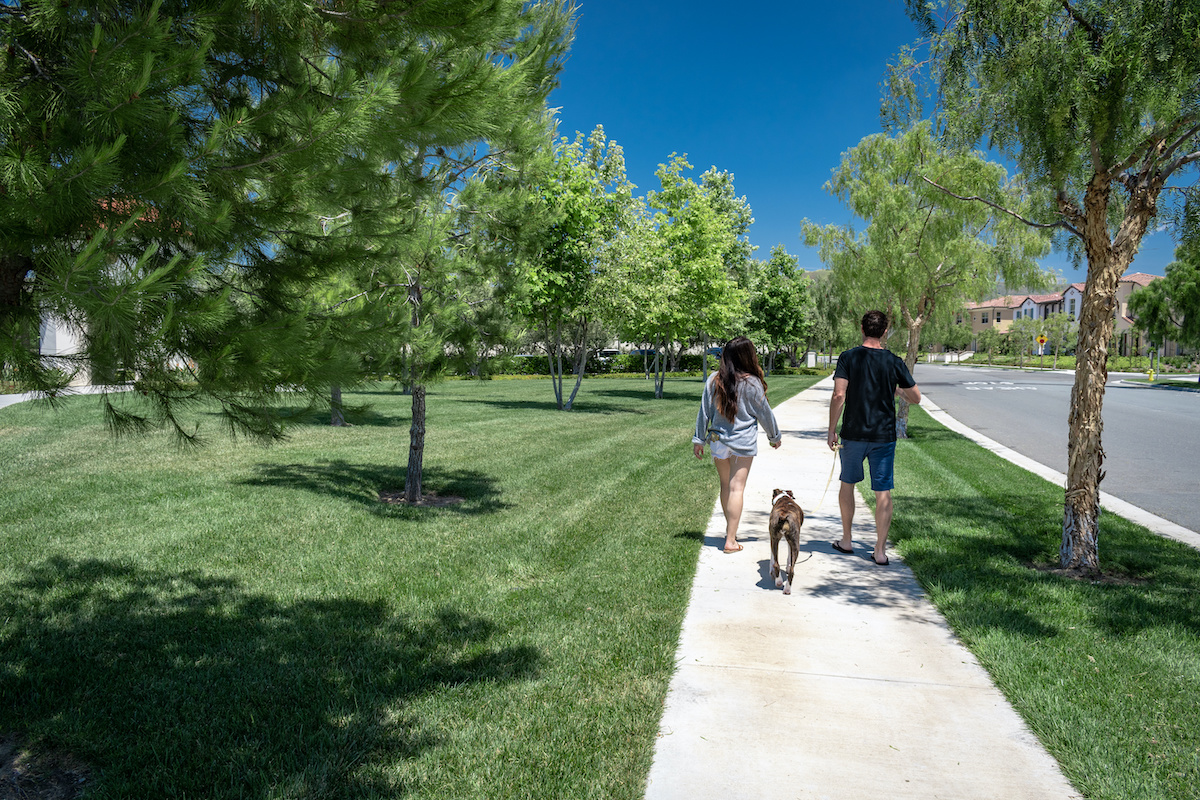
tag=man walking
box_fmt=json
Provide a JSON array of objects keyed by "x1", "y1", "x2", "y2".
[{"x1": 827, "y1": 310, "x2": 921, "y2": 565}]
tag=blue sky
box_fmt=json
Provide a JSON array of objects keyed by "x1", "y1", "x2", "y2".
[{"x1": 545, "y1": 0, "x2": 1174, "y2": 286}]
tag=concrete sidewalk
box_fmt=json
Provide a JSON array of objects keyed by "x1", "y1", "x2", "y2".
[{"x1": 644, "y1": 377, "x2": 1081, "y2": 800}]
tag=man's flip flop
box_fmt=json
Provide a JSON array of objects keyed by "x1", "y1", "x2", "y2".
[
  {"x1": 831, "y1": 542, "x2": 853, "y2": 554},
  {"x1": 723, "y1": 543, "x2": 744, "y2": 553},
  {"x1": 872, "y1": 555, "x2": 890, "y2": 565}
]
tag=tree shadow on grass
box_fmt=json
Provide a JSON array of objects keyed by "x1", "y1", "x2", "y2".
[
  {"x1": 269, "y1": 403, "x2": 408, "y2": 429},
  {"x1": 0, "y1": 557, "x2": 541, "y2": 798},
  {"x1": 454, "y1": 397, "x2": 644, "y2": 415},
  {"x1": 892, "y1": 494, "x2": 1200, "y2": 640},
  {"x1": 589, "y1": 386, "x2": 699, "y2": 403},
  {"x1": 240, "y1": 460, "x2": 510, "y2": 516}
]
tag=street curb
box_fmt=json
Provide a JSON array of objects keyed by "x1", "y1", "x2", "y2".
[
  {"x1": 921, "y1": 396, "x2": 1200, "y2": 553},
  {"x1": 1119, "y1": 379, "x2": 1200, "y2": 393}
]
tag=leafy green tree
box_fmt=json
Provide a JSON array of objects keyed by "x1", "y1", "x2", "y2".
[
  {"x1": 1042, "y1": 311, "x2": 1077, "y2": 369},
  {"x1": 697, "y1": 166, "x2": 757, "y2": 375},
  {"x1": 746, "y1": 245, "x2": 813, "y2": 374},
  {"x1": 808, "y1": 271, "x2": 857, "y2": 365},
  {"x1": 1129, "y1": 245, "x2": 1200, "y2": 382},
  {"x1": 1008, "y1": 316, "x2": 1041, "y2": 367},
  {"x1": 803, "y1": 122, "x2": 1049, "y2": 435},
  {"x1": 890, "y1": 0, "x2": 1200, "y2": 570},
  {"x1": 976, "y1": 327, "x2": 1003, "y2": 365},
  {"x1": 521, "y1": 126, "x2": 634, "y2": 410},
  {"x1": 627, "y1": 155, "x2": 741, "y2": 398}
]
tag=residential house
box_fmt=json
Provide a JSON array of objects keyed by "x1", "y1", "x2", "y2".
[
  {"x1": 959, "y1": 272, "x2": 1189, "y2": 358},
  {"x1": 961, "y1": 295, "x2": 1023, "y2": 348}
]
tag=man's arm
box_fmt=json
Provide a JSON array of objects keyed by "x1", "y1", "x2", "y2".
[
  {"x1": 828, "y1": 377, "x2": 848, "y2": 450},
  {"x1": 897, "y1": 383, "x2": 921, "y2": 405}
]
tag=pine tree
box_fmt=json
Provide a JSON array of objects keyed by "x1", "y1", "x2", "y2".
[{"x1": 0, "y1": 0, "x2": 574, "y2": 444}]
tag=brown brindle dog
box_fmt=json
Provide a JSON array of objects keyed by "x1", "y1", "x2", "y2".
[{"x1": 769, "y1": 489, "x2": 804, "y2": 595}]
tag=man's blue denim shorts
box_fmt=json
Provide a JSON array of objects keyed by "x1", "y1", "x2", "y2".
[{"x1": 839, "y1": 440, "x2": 897, "y2": 491}]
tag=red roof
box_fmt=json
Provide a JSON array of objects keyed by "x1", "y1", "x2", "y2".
[{"x1": 1121, "y1": 272, "x2": 1160, "y2": 287}]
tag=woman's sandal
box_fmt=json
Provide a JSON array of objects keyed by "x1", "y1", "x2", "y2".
[{"x1": 723, "y1": 543, "x2": 744, "y2": 553}]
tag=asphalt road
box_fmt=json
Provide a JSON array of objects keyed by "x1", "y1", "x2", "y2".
[{"x1": 916, "y1": 363, "x2": 1200, "y2": 535}]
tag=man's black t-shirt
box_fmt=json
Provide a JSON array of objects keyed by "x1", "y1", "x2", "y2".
[{"x1": 833, "y1": 346, "x2": 916, "y2": 443}]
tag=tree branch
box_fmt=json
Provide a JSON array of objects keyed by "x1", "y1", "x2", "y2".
[
  {"x1": 1061, "y1": 0, "x2": 1103, "y2": 51},
  {"x1": 922, "y1": 176, "x2": 1081, "y2": 237}
]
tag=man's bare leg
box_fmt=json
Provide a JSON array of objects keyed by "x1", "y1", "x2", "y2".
[
  {"x1": 837, "y1": 480, "x2": 856, "y2": 550},
  {"x1": 872, "y1": 489, "x2": 893, "y2": 563}
]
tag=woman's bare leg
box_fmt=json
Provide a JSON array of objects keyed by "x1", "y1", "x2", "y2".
[{"x1": 715, "y1": 455, "x2": 754, "y2": 550}]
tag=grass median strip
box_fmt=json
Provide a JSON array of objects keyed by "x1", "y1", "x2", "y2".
[
  {"x1": 0, "y1": 374, "x2": 816, "y2": 798},
  {"x1": 891, "y1": 405, "x2": 1200, "y2": 800}
]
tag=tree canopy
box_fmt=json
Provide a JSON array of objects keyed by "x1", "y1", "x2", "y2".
[{"x1": 0, "y1": 0, "x2": 573, "y2": 441}]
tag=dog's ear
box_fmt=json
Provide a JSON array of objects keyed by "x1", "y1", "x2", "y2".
[{"x1": 772, "y1": 488, "x2": 782, "y2": 499}]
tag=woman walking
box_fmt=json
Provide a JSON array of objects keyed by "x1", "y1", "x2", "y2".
[{"x1": 692, "y1": 336, "x2": 782, "y2": 553}]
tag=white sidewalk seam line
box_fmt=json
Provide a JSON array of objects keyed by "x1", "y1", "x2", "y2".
[{"x1": 675, "y1": 662, "x2": 992, "y2": 690}]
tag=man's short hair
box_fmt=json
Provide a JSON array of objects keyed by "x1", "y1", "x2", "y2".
[{"x1": 862, "y1": 310, "x2": 888, "y2": 339}]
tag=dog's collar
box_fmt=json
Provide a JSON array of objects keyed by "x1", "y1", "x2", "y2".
[{"x1": 772, "y1": 492, "x2": 794, "y2": 505}]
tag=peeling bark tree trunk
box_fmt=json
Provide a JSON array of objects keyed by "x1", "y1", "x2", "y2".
[
  {"x1": 1061, "y1": 172, "x2": 1156, "y2": 571},
  {"x1": 1064, "y1": 279, "x2": 1114, "y2": 572}
]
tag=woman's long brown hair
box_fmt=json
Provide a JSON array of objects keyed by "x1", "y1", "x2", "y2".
[{"x1": 714, "y1": 336, "x2": 766, "y2": 421}]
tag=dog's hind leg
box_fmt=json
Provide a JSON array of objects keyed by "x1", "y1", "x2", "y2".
[
  {"x1": 782, "y1": 535, "x2": 797, "y2": 595},
  {"x1": 770, "y1": 531, "x2": 783, "y2": 588}
]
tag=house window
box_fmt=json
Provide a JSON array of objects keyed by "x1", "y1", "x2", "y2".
[
  {"x1": 1069, "y1": 298, "x2": 1076, "y2": 316},
  {"x1": 982, "y1": 312, "x2": 989, "y2": 324}
]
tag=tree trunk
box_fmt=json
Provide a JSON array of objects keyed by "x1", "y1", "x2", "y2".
[
  {"x1": 548, "y1": 316, "x2": 564, "y2": 410},
  {"x1": 404, "y1": 383, "x2": 426, "y2": 502},
  {"x1": 331, "y1": 384, "x2": 347, "y2": 427},
  {"x1": 1061, "y1": 171, "x2": 1156, "y2": 572},
  {"x1": 653, "y1": 337, "x2": 666, "y2": 398},
  {"x1": 563, "y1": 339, "x2": 588, "y2": 411},
  {"x1": 897, "y1": 315, "x2": 924, "y2": 439}
]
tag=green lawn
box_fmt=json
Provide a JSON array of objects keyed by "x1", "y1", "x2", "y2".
[
  {"x1": 7, "y1": 377, "x2": 1196, "y2": 799},
  {"x1": 891, "y1": 406, "x2": 1200, "y2": 800},
  {"x1": 0, "y1": 375, "x2": 816, "y2": 798}
]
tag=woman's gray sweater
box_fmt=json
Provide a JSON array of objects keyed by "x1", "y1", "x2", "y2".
[{"x1": 692, "y1": 374, "x2": 782, "y2": 456}]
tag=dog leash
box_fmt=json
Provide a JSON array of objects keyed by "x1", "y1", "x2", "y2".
[{"x1": 813, "y1": 443, "x2": 842, "y2": 513}]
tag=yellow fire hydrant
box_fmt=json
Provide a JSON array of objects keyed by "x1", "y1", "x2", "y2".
[{"x1": 1148, "y1": 368, "x2": 1156, "y2": 382}]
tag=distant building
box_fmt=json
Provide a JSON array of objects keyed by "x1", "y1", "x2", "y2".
[{"x1": 959, "y1": 273, "x2": 1188, "y2": 357}]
